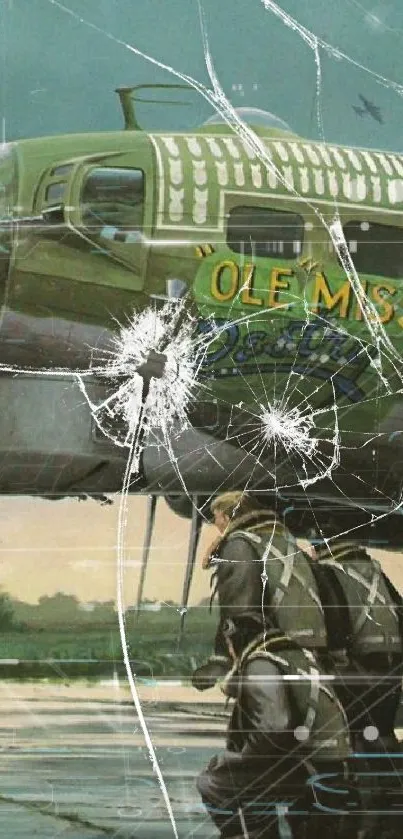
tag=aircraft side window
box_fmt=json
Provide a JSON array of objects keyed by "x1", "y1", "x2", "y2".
[
  {"x1": 227, "y1": 206, "x2": 304, "y2": 259},
  {"x1": 80, "y1": 167, "x2": 145, "y2": 233},
  {"x1": 343, "y1": 220, "x2": 403, "y2": 280}
]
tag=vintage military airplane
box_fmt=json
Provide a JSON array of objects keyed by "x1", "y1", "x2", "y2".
[
  {"x1": 0, "y1": 84, "x2": 403, "y2": 550},
  {"x1": 353, "y1": 94, "x2": 384, "y2": 124}
]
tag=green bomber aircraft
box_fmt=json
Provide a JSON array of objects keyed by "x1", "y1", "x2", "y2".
[{"x1": 0, "y1": 85, "x2": 403, "y2": 550}]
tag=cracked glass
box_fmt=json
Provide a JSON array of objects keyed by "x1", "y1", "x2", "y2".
[{"x1": 0, "y1": 1, "x2": 403, "y2": 837}]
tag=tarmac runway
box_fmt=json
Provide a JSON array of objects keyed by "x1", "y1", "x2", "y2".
[
  {"x1": 0, "y1": 679, "x2": 225, "y2": 838},
  {"x1": 1, "y1": 679, "x2": 402, "y2": 838}
]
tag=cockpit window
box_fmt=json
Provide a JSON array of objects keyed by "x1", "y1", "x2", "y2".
[
  {"x1": 51, "y1": 164, "x2": 73, "y2": 177},
  {"x1": 227, "y1": 206, "x2": 304, "y2": 259},
  {"x1": 81, "y1": 167, "x2": 144, "y2": 233},
  {"x1": 46, "y1": 182, "x2": 66, "y2": 203}
]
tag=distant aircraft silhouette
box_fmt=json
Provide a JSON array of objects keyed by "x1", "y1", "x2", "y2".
[{"x1": 352, "y1": 94, "x2": 383, "y2": 124}]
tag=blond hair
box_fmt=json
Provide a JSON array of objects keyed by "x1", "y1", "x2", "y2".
[{"x1": 210, "y1": 491, "x2": 266, "y2": 521}]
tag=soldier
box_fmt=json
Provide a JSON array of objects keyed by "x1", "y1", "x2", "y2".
[
  {"x1": 194, "y1": 494, "x2": 403, "y2": 837},
  {"x1": 192, "y1": 490, "x2": 328, "y2": 691},
  {"x1": 309, "y1": 532, "x2": 403, "y2": 839},
  {"x1": 309, "y1": 532, "x2": 403, "y2": 745},
  {"x1": 197, "y1": 611, "x2": 356, "y2": 839}
]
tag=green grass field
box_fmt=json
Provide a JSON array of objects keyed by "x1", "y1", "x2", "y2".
[{"x1": 0, "y1": 605, "x2": 217, "y2": 680}]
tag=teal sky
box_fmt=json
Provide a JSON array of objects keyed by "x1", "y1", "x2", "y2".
[{"x1": 0, "y1": 1, "x2": 402, "y2": 150}]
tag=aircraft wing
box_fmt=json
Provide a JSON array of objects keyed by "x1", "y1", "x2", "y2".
[{"x1": 371, "y1": 107, "x2": 383, "y2": 123}]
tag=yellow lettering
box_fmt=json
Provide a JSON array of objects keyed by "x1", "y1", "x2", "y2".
[
  {"x1": 354, "y1": 280, "x2": 368, "y2": 321},
  {"x1": 268, "y1": 268, "x2": 292, "y2": 308},
  {"x1": 370, "y1": 283, "x2": 396, "y2": 324},
  {"x1": 311, "y1": 273, "x2": 351, "y2": 318},
  {"x1": 240, "y1": 264, "x2": 264, "y2": 306},
  {"x1": 211, "y1": 260, "x2": 239, "y2": 302}
]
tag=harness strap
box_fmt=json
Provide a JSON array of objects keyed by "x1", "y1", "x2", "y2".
[
  {"x1": 243, "y1": 636, "x2": 347, "y2": 741},
  {"x1": 319, "y1": 556, "x2": 400, "y2": 642},
  {"x1": 227, "y1": 530, "x2": 302, "y2": 608}
]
